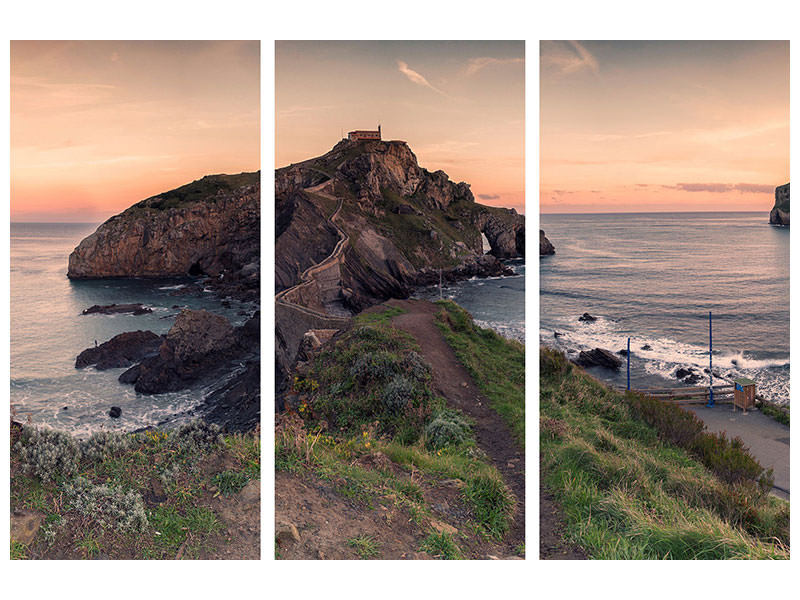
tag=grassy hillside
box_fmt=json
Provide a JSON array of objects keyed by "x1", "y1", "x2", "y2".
[
  {"x1": 10, "y1": 421, "x2": 259, "y2": 560},
  {"x1": 540, "y1": 347, "x2": 788, "y2": 560},
  {"x1": 277, "y1": 305, "x2": 522, "y2": 559}
]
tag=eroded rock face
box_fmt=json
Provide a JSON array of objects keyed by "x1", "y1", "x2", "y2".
[
  {"x1": 770, "y1": 183, "x2": 790, "y2": 226},
  {"x1": 540, "y1": 230, "x2": 555, "y2": 255},
  {"x1": 68, "y1": 172, "x2": 259, "y2": 279},
  {"x1": 76, "y1": 330, "x2": 162, "y2": 370}
]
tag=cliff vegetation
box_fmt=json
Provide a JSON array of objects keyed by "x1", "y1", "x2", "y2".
[{"x1": 540, "y1": 347, "x2": 788, "y2": 559}]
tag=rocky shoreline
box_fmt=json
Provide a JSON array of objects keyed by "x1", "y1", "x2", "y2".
[{"x1": 64, "y1": 173, "x2": 261, "y2": 433}]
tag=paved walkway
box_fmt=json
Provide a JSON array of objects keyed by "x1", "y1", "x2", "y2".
[{"x1": 686, "y1": 406, "x2": 790, "y2": 499}]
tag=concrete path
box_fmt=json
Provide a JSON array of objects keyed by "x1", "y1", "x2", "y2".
[{"x1": 686, "y1": 406, "x2": 790, "y2": 499}]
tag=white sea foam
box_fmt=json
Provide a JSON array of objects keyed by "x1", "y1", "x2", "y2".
[{"x1": 541, "y1": 314, "x2": 789, "y2": 405}]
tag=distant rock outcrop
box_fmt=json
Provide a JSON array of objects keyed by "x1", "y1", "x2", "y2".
[
  {"x1": 769, "y1": 183, "x2": 790, "y2": 226},
  {"x1": 540, "y1": 230, "x2": 555, "y2": 255},
  {"x1": 68, "y1": 172, "x2": 260, "y2": 282}
]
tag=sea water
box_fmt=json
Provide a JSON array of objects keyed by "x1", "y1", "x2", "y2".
[
  {"x1": 540, "y1": 212, "x2": 789, "y2": 405},
  {"x1": 414, "y1": 259, "x2": 525, "y2": 343},
  {"x1": 10, "y1": 223, "x2": 255, "y2": 436}
]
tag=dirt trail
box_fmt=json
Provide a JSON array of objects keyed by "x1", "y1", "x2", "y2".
[{"x1": 383, "y1": 298, "x2": 525, "y2": 555}]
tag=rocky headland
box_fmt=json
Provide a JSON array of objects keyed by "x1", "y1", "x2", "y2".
[
  {"x1": 68, "y1": 173, "x2": 261, "y2": 432},
  {"x1": 769, "y1": 182, "x2": 790, "y2": 226},
  {"x1": 275, "y1": 139, "x2": 525, "y2": 385},
  {"x1": 68, "y1": 172, "x2": 260, "y2": 302}
]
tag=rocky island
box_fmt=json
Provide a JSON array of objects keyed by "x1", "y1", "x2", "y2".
[{"x1": 769, "y1": 182, "x2": 790, "y2": 226}]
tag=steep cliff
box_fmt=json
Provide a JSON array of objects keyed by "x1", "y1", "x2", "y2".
[
  {"x1": 68, "y1": 172, "x2": 260, "y2": 280},
  {"x1": 769, "y1": 183, "x2": 790, "y2": 226}
]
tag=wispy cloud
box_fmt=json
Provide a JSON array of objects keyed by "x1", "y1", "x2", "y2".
[
  {"x1": 278, "y1": 104, "x2": 337, "y2": 118},
  {"x1": 541, "y1": 41, "x2": 599, "y2": 75},
  {"x1": 465, "y1": 57, "x2": 524, "y2": 76},
  {"x1": 477, "y1": 193, "x2": 500, "y2": 200},
  {"x1": 397, "y1": 60, "x2": 446, "y2": 95},
  {"x1": 662, "y1": 182, "x2": 774, "y2": 194}
]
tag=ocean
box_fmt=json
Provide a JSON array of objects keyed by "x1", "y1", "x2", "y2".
[
  {"x1": 414, "y1": 258, "x2": 525, "y2": 343},
  {"x1": 10, "y1": 222, "x2": 254, "y2": 437},
  {"x1": 540, "y1": 212, "x2": 789, "y2": 405}
]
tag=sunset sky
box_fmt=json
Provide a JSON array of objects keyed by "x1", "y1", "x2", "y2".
[
  {"x1": 11, "y1": 41, "x2": 260, "y2": 222},
  {"x1": 540, "y1": 41, "x2": 789, "y2": 213},
  {"x1": 276, "y1": 41, "x2": 525, "y2": 213}
]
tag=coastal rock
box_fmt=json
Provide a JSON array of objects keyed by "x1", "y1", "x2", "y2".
[
  {"x1": 120, "y1": 309, "x2": 238, "y2": 394},
  {"x1": 68, "y1": 172, "x2": 259, "y2": 280},
  {"x1": 76, "y1": 330, "x2": 162, "y2": 370},
  {"x1": 109, "y1": 406, "x2": 122, "y2": 418},
  {"x1": 578, "y1": 312, "x2": 596, "y2": 322},
  {"x1": 675, "y1": 367, "x2": 701, "y2": 385},
  {"x1": 540, "y1": 230, "x2": 555, "y2": 255},
  {"x1": 769, "y1": 183, "x2": 790, "y2": 226},
  {"x1": 117, "y1": 311, "x2": 261, "y2": 431},
  {"x1": 575, "y1": 348, "x2": 623, "y2": 371},
  {"x1": 81, "y1": 303, "x2": 152, "y2": 316}
]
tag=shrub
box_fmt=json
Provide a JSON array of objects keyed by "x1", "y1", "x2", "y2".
[
  {"x1": 692, "y1": 432, "x2": 774, "y2": 489},
  {"x1": 64, "y1": 476, "x2": 148, "y2": 532},
  {"x1": 401, "y1": 351, "x2": 431, "y2": 383},
  {"x1": 81, "y1": 431, "x2": 135, "y2": 462},
  {"x1": 425, "y1": 410, "x2": 471, "y2": 450},
  {"x1": 16, "y1": 426, "x2": 81, "y2": 482},
  {"x1": 627, "y1": 393, "x2": 705, "y2": 448},
  {"x1": 382, "y1": 375, "x2": 417, "y2": 414},
  {"x1": 349, "y1": 351, "x2": 399, "y2": 383},
  {"x1": 168, "y1": 420, "x2": 223, "y2": 452}
]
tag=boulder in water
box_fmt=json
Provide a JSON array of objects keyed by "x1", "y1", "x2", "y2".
[
  {"x1": 575, "y1": 348, "x2": 622, "y2": 371},
  {"x1": 578, "y1": 312, "x2": 597, "y2": 322}
]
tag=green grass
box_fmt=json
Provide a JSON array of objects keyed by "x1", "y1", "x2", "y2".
[
  {"x1": 10, "y1": 541, "x2": 28, "y2": 560},
  {"x1": 434, "y1": 300, "x2": 525, "y2": 446},
  {"x1": 277, "y1": 302, "x2": 517, "y2": 554},
  {"x1": 348, "y1": 534, "x2": 381, "y2": 559},
  {"x1": 540, "y1": 347, "x2": 789, "y2": 560},
  {"x1": 757, "y1": 400, "x2": 789, "y2": 426},
  {"x1": 131, "y1": 171, "x2": 259, "y2": 212},
  {"x1": 212, "y1": 471, "x2": 250, "y2": 496},
  {"x1": 420, "y1": 532, "x2": 463, "y2": 559}
]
